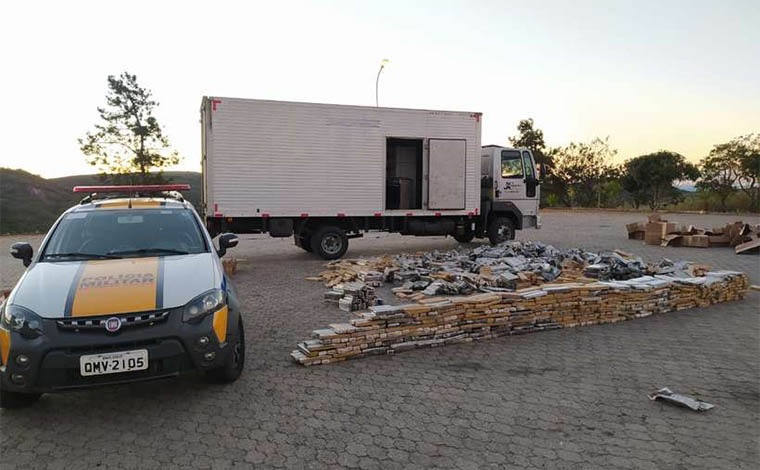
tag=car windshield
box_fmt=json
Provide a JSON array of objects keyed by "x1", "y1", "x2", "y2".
[{"x1": 42, "y1": 208, "x2": 208, "y2": 261}]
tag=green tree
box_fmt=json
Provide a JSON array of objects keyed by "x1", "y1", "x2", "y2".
[
  {"x1": 79, "y1": 72, "x2": 180, "y2": 183},
  {"x1": 697, "y1": 143, "x2": 739, "y2": 212},
  {"x1": 734, "y1": 134, "x2": 760, "y2": 211},
  {"x1": 508, "y1": 118, "x2": 550, "y2": 167},
  {"x1": 548, "y1": 137, "x2": 617, "y2": 207},
  {"x1": 620, "y1": 151, "x2": 699, "y2": 210}
]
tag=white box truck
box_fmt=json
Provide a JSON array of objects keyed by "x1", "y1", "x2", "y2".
[{"x1": 201, "y1": 97, "x2": 541, "y2": 259}]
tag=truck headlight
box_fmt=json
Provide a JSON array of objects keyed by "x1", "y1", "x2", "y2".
[
  {"x1": 1, "y1": 303, "x2": 44, "y2": 339},
  {"x1": 182, "y1": 289, "x2": 225, "y2": 323}
]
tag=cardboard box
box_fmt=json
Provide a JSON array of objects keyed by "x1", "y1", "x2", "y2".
[
  {"x1": 735, "y1": 236, "x2": 760, "y2": 254},
  {"x1": 645, "y1": 221, "x2": 679, "y2": 245},
  {"x1": 626, "y1": 222, "x2": 645, "y2": 240},
  {"x1": 661, "y1": 234, "x2": 682, "y2": 247},
  {"x1": 645, "y1": 222, "x2": 665, "y2": 245},
  {"x1": 682, "y1": 235, "x2": 709, "y2": 248},
  {"x1": 708, "y1": 234, "x2": 731, "y2": 246}
]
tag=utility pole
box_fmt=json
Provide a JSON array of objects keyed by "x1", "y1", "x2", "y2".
[{"x1": 375, "y1": 59, "x2": 389, "y2": 107}]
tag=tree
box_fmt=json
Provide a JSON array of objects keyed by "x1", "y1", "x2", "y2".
[
  {"x1": 79, "y1": 72, "x2": 180, "y2": 183},
  {"x1": 547, "y1": 137, "x2": 617, "y2": 207},
  {"x1": 620, "y1": 151, "x2": 699, "y2": 210},
  {"x1": 508, "y1": 118, "x2": 551, "y2": 167},
  {"x1": 508, "y1": 118, "x2": 560, "y2": 207},
  {"x1": 734, "y1": 134, "x2": 760, "y2": 211},
  {"x1": 697, "y1": 143, "x2": 739, "y2": 212}
]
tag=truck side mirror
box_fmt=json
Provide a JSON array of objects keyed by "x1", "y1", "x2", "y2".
[
  {"x1": 10, "y1": 242, "x2": 33, "y2": 267},
  {"x1": 217, "y1": 233, "x2": 239, "y2": 258},
  {"x1": 539, "y1": 162, "x2": 547, "y2": 181}
]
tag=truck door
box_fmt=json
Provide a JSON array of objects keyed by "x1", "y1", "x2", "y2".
[
  {"x1": 494, "y1": 149, "x2": 539, "y2": 221},
  {"x1": 428, "y1": 139, "x2": 466, "y2": 210}
]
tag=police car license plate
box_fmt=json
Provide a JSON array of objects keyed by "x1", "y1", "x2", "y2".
[{"x1": 80, "y1": 349, "x2": 149, "y2": 376}]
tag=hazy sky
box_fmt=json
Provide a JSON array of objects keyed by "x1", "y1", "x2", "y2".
[{"x1": 1, "y1": 0, "x2": 758, "y2": 178}]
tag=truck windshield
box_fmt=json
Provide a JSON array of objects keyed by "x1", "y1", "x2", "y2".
[
  {"x1": 42, "y1": 208, "x2": 208, "y2": 261},
  {"x1": 501, "y1": 150, "x2": 523, "y2": 178}
]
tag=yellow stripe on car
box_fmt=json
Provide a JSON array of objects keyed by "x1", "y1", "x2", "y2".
[
  {"x1": 0, "y1": 328, "x2": 10, "y2": 365},
  {"x1": 70, "y1": 258, "x2": 161, "y2": 317},
  {"x1": 213, "y1": 306, "x2": 228, "y2": 343}
]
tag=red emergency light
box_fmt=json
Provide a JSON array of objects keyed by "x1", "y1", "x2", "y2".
[{"x1": 73, "y1": 184, "x2": 191, "y2": 193}]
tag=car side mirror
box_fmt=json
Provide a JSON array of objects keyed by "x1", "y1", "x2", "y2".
[
  {"x1": 217, "y1": 233, "x2": 239, "y2": 258},
  {"x1": 10, "y1": 242, "x2": 33, "y2": 267}
]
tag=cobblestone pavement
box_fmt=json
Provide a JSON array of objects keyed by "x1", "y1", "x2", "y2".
[{"x1": 1, "y1": 210, "x2": 758, "y2": 469}]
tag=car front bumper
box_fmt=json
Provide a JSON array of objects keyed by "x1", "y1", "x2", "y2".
[{"x1": 0, "y1": 307, "x2": 235, "y2": 394}]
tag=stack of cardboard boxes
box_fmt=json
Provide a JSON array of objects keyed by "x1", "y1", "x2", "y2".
[{"x1": 627, "y1": 214, "x2": 759, "y2": 253}]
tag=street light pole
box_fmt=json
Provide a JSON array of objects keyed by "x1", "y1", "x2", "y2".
[{"x1": 375, "y1": 59, "x2": 389, "y2": 107}]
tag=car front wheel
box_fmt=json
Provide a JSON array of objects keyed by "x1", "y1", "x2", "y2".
[{"x1": 206, "y1": 316, "x2": 245, "y2": 383}]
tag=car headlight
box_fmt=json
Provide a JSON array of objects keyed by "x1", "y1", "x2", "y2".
[
  {"x1": 1, "y1": 303, "x2": 44, "y2": 339},
  {"x1": 182, "y1": 289, "x2": 225, "y2": 323}
]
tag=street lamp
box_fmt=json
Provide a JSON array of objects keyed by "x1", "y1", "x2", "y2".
[{"x1": 376, "y1": 59, "x2": 389, "y2": 107}]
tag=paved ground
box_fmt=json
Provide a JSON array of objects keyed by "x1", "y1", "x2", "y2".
[{"x1": 1, "y1": 210, "x2": 758, "y2": 469}]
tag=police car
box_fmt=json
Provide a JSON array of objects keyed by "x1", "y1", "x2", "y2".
[{"x1": 0, "y1": 185, "x2": 244, "y2": 408}]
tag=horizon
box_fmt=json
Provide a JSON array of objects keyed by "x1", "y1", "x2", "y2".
[{"x1": 1, "y1": 0, "x2": 758, "y2": 178}]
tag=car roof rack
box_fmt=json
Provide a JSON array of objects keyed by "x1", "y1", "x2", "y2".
[{"x1": 73, "y1": 184, "x2": 191, "y2": 205}]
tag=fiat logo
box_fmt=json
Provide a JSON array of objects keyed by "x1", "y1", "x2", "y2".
[{"x1": 105, "y1": 317, "x2": 122, "y2": 333}]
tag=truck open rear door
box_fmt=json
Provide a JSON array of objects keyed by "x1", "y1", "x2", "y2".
[{"x1": 428, "y1": 139, "x2": 466, "y2": 210}]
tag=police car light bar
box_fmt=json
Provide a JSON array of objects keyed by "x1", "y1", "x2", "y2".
[{"x1": 73, "y1": 184, "x2": 191, "y2": 193}]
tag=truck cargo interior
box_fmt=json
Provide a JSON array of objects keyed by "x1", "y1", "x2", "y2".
[{"x1": 385, "y1": 138, "x2": 423, "y2": 210}]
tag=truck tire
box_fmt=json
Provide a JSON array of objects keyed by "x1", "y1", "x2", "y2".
[
  {"x1": 311, "y1": 226, "x2": 349, "y2": 260},
  {"x1": 0, "y1": 390, "x2": 41, "y2": 409},
  {"x1": 206, "y1": 316, "x2": 245, "y2": 383},
  {"x1": 488, "y1": 217, "x2": 515, "y2": 245},
  {"x1": 454, "y1": 232, "x2": 475, "y2": 243}
]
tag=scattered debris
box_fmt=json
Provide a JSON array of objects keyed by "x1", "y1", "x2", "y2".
[
  {"x1": 750, "y1": 285, "x2": 760, "y2": 292},
  {"x1": 649, "y1": 387, "x2": 715, "y2": 412},
  {"x1": 626, "y1": 214, "x2": 759, "y2": 253},
  {"x1": 292, "y1": 266, "x2": 748, "y2": 366}
]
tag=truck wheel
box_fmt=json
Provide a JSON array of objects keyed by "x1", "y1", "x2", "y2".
[
  {"x1": 0, "y1": 390, "x2": 41, "y2": 409},
  {"x1": 488, "y1": 217, "x2": 515, "y2": 245},
  {"x1": 454, "y1": 232, "x2": 475, "y2": 243},
  {"x1": 206, "y1": 316, "x2": 245, "y2": 383},
  {"x1": 311, "y1": 226, "x2": 348, "y2": 260}
]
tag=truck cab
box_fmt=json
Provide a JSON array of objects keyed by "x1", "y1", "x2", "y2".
[{"x1": 477, "y1": 146, "x2": 541, "y2": 244}]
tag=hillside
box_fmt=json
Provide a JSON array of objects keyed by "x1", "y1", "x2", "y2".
[{"x1": 0, "y1": 169, "x2": 201, "y2": 234}]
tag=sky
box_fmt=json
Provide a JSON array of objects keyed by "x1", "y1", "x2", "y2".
[{"x1": 1, "y1": 0, "x2": 758, "y2": 178}]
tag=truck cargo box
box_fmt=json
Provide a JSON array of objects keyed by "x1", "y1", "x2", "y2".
[{"x1": 201, "y1": 97, "x2": 482, "y2": 218}]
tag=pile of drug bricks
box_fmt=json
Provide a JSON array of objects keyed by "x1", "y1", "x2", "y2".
[
  {"x1": 292, "y1": 270, "x2": 748, "y2": 366},
  {"x1": 324, "y1": 281, "x2": 380, "y2": 312},
  {"x1": 626, "y1": 214, "x2": 760, "y2": 254},
  {"x1": 309, "y1": 259, "x2": 391, "y2": 312},
  {"x1": 306, "y1": 256, "x2": 395, "y2": 287}
]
